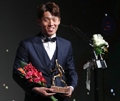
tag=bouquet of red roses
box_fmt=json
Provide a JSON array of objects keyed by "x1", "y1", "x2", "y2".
[{"x1": 17, "y1": 60, "x2": 58, "y2": 101}]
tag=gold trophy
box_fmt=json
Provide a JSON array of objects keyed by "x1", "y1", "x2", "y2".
[{"x1": 51, "y1": 59, "x2": 70, "y2": 93}]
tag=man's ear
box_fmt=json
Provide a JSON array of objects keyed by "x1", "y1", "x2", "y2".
[
  {"x1": 58, "y1": 18, "x2": 61, "y2": 25},
  {"x1": 37, "y1": 19, "x2": 41, "y2": 25}
]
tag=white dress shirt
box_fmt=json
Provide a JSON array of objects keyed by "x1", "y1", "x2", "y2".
[{"x1": 41, "y1": 34, "x2": 56, "y2": 60}]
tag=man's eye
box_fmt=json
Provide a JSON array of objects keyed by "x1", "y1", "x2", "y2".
[
  {"x1": 53, "y1": 19, "x2": 57, "y2": 22},
  {"x1": 44, "y1": 19, "x2": 49, "y2": 22}
]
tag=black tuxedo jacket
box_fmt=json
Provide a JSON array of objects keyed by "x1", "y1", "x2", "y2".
[{"x1": 12, "y1": 33, "x2": 78, "y2": 101}]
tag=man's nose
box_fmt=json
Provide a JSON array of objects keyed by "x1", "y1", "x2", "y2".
[{"x1": 49, "y1": 20, "x2": 54, "y2": 25}]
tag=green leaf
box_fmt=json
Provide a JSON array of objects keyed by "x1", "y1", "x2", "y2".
[
  {"x1": 20, "y1": 60, "x2": 27, "y2": 68},
  {"x1": 95, "y1": 47, "x2": 104, "y2": 55},
  {"x1": 20, "y1": 75, "x2": 24, "y2": 78}
]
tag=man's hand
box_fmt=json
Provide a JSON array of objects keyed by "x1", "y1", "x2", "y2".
[
  {"x1": 33, "y1": 87, "x2": 56, "y2": 97},
  {"x1": 59, "y1": 86, "x2": 73, "y2": 98}
]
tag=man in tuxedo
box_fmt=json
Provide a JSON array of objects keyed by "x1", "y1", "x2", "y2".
[{"x1": 12, "y1": 2, "x2": 78, "y2": 101}]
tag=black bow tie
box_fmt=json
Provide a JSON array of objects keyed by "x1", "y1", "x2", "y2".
[{"x1": 44, "y1": 37, "x2": 57, "y2": 42}]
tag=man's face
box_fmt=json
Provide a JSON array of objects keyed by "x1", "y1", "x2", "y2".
[{"x1": 38, "y1": 11, "x2": 60, "y2": 37}]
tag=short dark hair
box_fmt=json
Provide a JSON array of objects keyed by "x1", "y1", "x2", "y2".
[{"x1": 37, "y1": 2, "x2": 60, "y2": 19}]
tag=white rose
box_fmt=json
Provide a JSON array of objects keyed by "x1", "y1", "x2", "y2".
[
  {"x1": 93, "y1": 34, "x2": 98, "y2": 40},
  {"x1": 92, "y1": 34, "x2": 109, "y2": 47}
]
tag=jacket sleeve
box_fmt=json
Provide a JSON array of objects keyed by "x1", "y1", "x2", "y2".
[
  {"x1": 12, "y1": 40, "x2": 38, "y2": 96},
  {"x1": 65, "y1": 42, "x2": 78, "y2": 89}
]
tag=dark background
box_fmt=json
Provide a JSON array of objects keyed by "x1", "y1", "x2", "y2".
[{"x1": 0, "y1": 0, "x2": 120, "y2": 101}]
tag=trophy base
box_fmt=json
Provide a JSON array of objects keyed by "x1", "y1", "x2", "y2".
[{"x1": 51, "y1": 86, "x2": 70, "y2": 93}]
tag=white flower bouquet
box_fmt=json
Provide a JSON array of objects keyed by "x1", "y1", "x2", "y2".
[{"x1": 92, "y1": 34, "x2": 109, "y2": 55}]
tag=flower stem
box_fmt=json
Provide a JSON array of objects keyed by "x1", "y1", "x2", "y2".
[{"x1": 50, "y1": 95, "x2": 58, "y2": 101}]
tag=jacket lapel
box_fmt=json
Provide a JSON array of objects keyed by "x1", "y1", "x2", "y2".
[
  {"x1": 32, "y1": 34, "x2": 51, "y2": 75},
  {"x1": 56, "y1": 37, "x2": 63, "y2": 66},
  {"x1": 31, "y1": 34, "x2": 65, "y2": 75}
]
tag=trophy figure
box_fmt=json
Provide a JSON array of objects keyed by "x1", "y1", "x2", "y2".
[{"x1": 51, "y1": 59, "x2": 70, "y2": 93}]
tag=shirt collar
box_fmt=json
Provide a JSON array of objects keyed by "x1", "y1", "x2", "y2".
[{"x1": 41, "y1": 32, "x2": 56, "y2": 39}]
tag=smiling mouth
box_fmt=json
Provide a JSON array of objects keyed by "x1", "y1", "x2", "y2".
[{"x1": 47, "y1": 27, "x2": 55, "y2": 32}]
